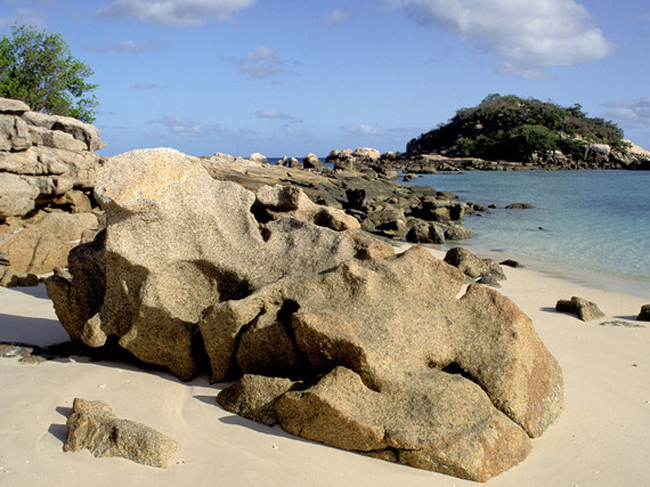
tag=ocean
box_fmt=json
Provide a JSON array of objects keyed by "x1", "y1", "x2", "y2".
[{"x1": 407, "y1": 170, "x2": 650, "y2": 298}]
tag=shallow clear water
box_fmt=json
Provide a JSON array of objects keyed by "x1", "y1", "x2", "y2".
[{"x1": 408, "y1": 170, "x2": 650, "y2": 297}]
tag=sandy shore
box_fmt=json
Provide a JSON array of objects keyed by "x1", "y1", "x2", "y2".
[{"x1": 1, "y1": 248, "x2": 648, "y2": 486}]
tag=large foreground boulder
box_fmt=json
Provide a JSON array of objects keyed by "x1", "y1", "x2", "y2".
[{"x1": 46, "y1": 148, "x2": 563, "y2": 482}]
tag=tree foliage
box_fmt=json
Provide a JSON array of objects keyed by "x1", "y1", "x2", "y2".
[
  {"x1": 0, "y1": 24, "x2": 98, "y2": 123},
  {"x1": 407, "y1": 94, "x2": 628, "y2": 162}
]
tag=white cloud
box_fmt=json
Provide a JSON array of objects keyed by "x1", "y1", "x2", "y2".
[
  {"x1": 95, "y1": 0, "x2": 254, "y2": 27},
  {"x1": 390, "y1": 0, "x2": 613, "y2": 76},
  {"x1": 325, "y1": 8, "x2": 352, "y2": 25},
  {"x1": 152, "y1": 115, "x2": 226, "y2": 136},
  {"x1": 256, "y1": 109, "x2": 300, "y2": 122},
  {"x1": 85, "y1": 40, "x2": 164, "y2": 54},
  {"x1": 341, "y1": 123, "x2": 385, "y2": 136},
  {"x1": 603, "y1": 98, "x2": 650, "y2": 128},
  {"x1": 221, "y1": 45, "x2": 284, "y2": 80}
]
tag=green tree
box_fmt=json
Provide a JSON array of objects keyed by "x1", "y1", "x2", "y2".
[{"x1": 0, "y1": 24, "x2": 98, "y2": 123}]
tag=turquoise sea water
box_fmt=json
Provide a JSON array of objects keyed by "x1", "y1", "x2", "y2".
[{"x1": 408, "y1": 170, "x2": 650, "y2": 298}]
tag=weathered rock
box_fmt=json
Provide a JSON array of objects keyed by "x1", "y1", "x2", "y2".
[
  {"x1": 412, "y1": 198, "x2": 466, "y2": 223},
  {"x1": 211, "y1": 152, "x2": 236, "y2": 164},
  {"x1": 0, "y1": 97, "x2": 105, "y2": 282},
  {"x1": 286, "y1": 157, "x2": 302, "y2": 169},
  {"x1": 444, "y1": 223, "x2": 474, "y2": 241},
  {"x1": 274, "y1": 366, "x2": 531, "y2": 482},
  {"x1": 638, "y1": 304, "x2": 650, "y2": 322},
  {"x1": 64, "y1": 398, "x2": 178, "y2": 468},
  {"x1": 255, "y1": 184, "x2": 359, "y2": 231},
  {"x1": 444, "y1": 247, "x2": 506, "y2": 282},
  {"x1": 0, "y1": 173, "x2": 39, "y2": 218},
  {"x1": 217, "y1": 375, "x2": 296, "y2": 426},
  {"x1": 249, "y1": 152, "x2": 268, "y2": 164},
  {"x1": 0, "y1": 98, "x2": 29, "y2": 114},
  {"x1": 47, "y1": 149, "x2": 369, "y2": 380},
  {"x1": 303, "y1": 153, "x2": 324, "y2": 170},
  {"x1": 48, "y1": 148, "x2": 564, "y2": 482},
  {"x1": 0, "y1": 211, "x2": 99, "y2": 274},
  {"x1": 53, "y1": 190, "x2": 93, "y2": 213},
  {"x1": 212, "y1": 246, "x2": 563, "y2": 480},
  {"x1": 406, "y1": 220, "x2": 445, "y2": 244},
  {"x1": 21, "y1": 111, "x2": 104, "y2": 152},
  {"x1": 555, "y1": 296, "x2": 605, "y2": 321}
]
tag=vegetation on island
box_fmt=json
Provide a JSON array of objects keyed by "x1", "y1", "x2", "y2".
[
  {"x1": 407, "y1": 94, "x2": 628, "y2": 162},
  {"x1": 0, "y1": 24, "x2": 98, "y2": 123}
]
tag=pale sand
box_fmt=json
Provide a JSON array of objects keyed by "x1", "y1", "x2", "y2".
[{"x1": 1, "y1": 249, "x2": 648, "y2": 486}]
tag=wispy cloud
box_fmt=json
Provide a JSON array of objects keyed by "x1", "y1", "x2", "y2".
[
  {"x1": 341, "y1": 123, "x2": 385, "y2": 136},
  {"x1": 256, "y1": 109, "x2": 301, "y2": 122},
  {"x1": 221, "y1": 45, "x2": 284, "y2": 80},
  {"x1": 85, "y1": 40, "x2": 165, "y2": 54},
  {"x1": 95, "y1": 0, "x2": 254, "y2": 27},
  {"x1": 325, "y1": 8, "x2": 352, "y2": 25},
  {"x1": 495, "y1": 63, "x2": 556, "y2": 81},
  {"x1": 0, "y1": 6, "x2": 49, "y2": 29},
  {"x1": 390, "y1": 0, "x2": 613, "y2": 78},
  {"x1": 151, "y1": 115, "x2": 226, "y2": 136},
  {"x1": 603, "y1": 98, "x2": 650, "y2": 128}
]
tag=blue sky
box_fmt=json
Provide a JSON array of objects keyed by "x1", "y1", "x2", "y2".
[{"x1": 1, "y1": 0, "x2": 649, "y2": 158}]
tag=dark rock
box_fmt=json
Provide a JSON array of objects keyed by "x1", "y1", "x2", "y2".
[
  {"x1": 345, "y1": 188, "x2": 366, "y2": 210},
  {"x1": 637, "y1": 304, "x2": 650, "y2": 322},
  {"x1": 500, "y1": 259, "x2": 523, "y2": 268},
  {"x1": 505, "y1": 203, "x2": 534, "y2": 209},
  {"x1": 555, "y1": 296, "x2": 605, "y2": 321},
  {"x1": 402, "y1": 173, "x2": 417, "y2": 181}
]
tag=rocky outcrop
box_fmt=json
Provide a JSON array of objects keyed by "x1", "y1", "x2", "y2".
[
  {"x1": 0, "y1": 97, "x2": 104, "y2": 282},
  {"x1": 47, "y1": 148, "x2": 563, "y2": 482},
  {"x1": 204, "y1": 150, "x2": 485, "y2": 242},
  {"x1": 556, "y1": 296, "x2": 605, "y2": 322},
  {"x1": 64, "y1": 398, "x2": 178, "y2": 468}
]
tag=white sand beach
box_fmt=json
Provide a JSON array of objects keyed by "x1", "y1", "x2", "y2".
[{"x1": 1, "y1": 247, "x2": 648, "y2": 486}]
